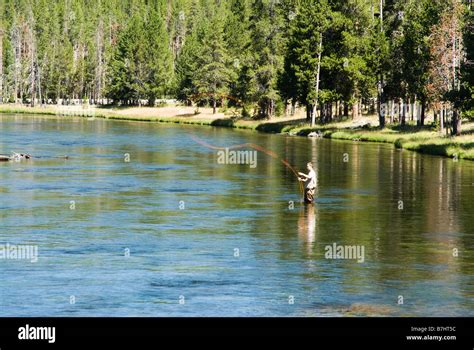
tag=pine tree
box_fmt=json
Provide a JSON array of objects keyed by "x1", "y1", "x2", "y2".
[
  {"x1": 175, "y1": 2, "x2": 207, "y2": 104},
  {"x1": 0, "y1": 0, "x2": 470, "y2": 120},
  {"x1": 427, "y1": 0, "x2": 464, "y2": 135},
  {"x1": 400, "y1": 0, "x2": 445, "y2": 126},
  {"x1": 145, "y1": 7, "x2": 174, "y2": 105},
  {"x1": 224, "y1": 0, "x2": 251, "y2": 107},
  {"x1": 247, "y1": 0, "x2": 285, "y2": 118},
  {"x1": 282, "y1": 0, "x2": 331, "y2": 124},
  {"x1": 106, "y1": 13, "x2": 147, "y2": 104},
  {"x1": 459, "y1": 2, "x2": 473, "y2": 120},
  {"x1": 193, "y1": 9, "x2": 232, "y2": 114},
  {"x1": 335, "y1": 0, "x2": 377, "y2": 120}
]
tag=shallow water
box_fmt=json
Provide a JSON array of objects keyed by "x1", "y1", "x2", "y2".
[{"x1": 0, "y1": 114, "x2": 473, "y2": 316}]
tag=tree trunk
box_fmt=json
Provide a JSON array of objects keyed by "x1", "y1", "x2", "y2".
[
  {"x1": 31, "y1": 64, "x2": 35, "y2": 107},
  {"x1": 390, "y1": 100, "x2": 394, "y2": 124},
  {"x1": 398, "y1": 101, "x2": 401, "y2": 123},
  {"x1": 377, "y1": 0, "x2": 386, "y2": 128},
  {"x1": 13, "y1": 25, "x2": 20, "y2": 104},
  {"x1": 344, "y1": 102, "x2": 349, "y2": 117},
  {"x1": 420, "y1": 101, "x2": 425, "y2": 126},
  {"x1": 37, "y1": 65, "x2": 42, "y2": 106},
  {"x1": 30, "y1": 26, "x2": 36, "y2": 107},
  {"x1": 312, "y1": 33, "x2": 323, "y2": 127},
  {"x1": 95, "y1": 20, "x2": 104, "y2": 102},
  {"x1": 306, "y1": 105, "x2": 311, "y2": 121},
  {"x1": 352, "y1": 99, "x2": 359, "y2": 120},
  {"x1": 452, "y1": 109, "x2": 461, "y2": 136},
  {"x1": 319, "y1": 103, "x2": 325, "y2": 123},
  {"x1": 401, "y1": 100, "x2": 406, "y2": 126},
  {"x1": 269, "y1": 99, "x2": 274, "y2": 118},
  {"x1": 378, "y1": 95, "x2": 385, "y2": 128},
  {"x1": 445, "y1": 109, "x2": 450, "y2": 136},
  {"x1": 212, "y1": 98, "x2": 216, "y2": 114},
  {"x1": 440, "y1": 108, "x2": 444, "y2": 133}
]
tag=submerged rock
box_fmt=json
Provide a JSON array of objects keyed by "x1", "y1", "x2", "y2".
[
  {"x1": 0, "y1": 153, "x2": 32, "y2": 161},
  {"x1": 308, "y1": 131, "x2": 323, "y2": 138}
]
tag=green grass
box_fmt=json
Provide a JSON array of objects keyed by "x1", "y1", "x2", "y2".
[
  {"x1": 1, "y1": 104, "x2": 473, "y2": 161},
  {"x1": 0, "y1": 105, "x2": 59, "y2": 116},
  {"x1": 287, "y1": 123, "x2": 474, "y2": 160},
  {"x1": 401, "y1": 138, "x2": 474, "y2": 159},
  {"x1": 0, "y1": 105, "x2": 106, "y2": 118}
]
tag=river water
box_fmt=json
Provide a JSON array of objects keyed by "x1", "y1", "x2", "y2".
[{"x1": 0, "y1": 114, "x2": 473, "y2": 316}]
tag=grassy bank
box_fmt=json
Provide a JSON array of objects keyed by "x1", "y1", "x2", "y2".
[
  {"x1": 1, "y1": 104, "x2": 473, "y2": 160},
  {"x1": 290, "y1": 124, "x2": 474, "y2": 160}
]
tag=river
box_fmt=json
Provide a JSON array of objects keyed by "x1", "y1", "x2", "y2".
[{"x1": 0, "y1": 114, "x2": 473, "y2": 316}]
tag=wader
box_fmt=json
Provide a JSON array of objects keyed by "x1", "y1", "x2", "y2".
[{"x1": 305, "y1": 187, "x2": 315, "y2": 204}]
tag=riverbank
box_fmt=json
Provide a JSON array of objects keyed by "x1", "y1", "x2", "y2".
[{"x1": 1, "y1": 104, "x2": 473, "y2": 160}]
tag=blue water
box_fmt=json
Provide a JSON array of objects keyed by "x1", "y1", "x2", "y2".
[{"x1": 0, "y1": 114, "x2": 473, "y2": 316}]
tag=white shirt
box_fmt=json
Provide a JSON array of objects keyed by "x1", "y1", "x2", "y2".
[{"x1": 306, "y1": 169, "x2": 316, "y2": 189}]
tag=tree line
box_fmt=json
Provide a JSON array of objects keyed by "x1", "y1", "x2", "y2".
[{"x1": 0, "y1": 0, "x2": 472, "y2": 134}]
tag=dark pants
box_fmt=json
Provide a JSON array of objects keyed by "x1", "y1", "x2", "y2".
[{"x1": 305, "y1": 187, "x2": 315, "y2": 204}]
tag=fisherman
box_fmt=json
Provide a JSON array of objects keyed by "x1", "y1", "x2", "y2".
[{"x1": 298, "y1": 162, "x2": 317, "y2": 204}]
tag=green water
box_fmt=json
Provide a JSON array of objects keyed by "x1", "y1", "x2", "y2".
[{"x1": 0, "y1": 114, "x2": 473, "y2": 316}]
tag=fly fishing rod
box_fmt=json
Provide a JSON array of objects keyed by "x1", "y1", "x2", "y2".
[{"x1": 189, "y1": 133, "x2": 304, "y2": 197}]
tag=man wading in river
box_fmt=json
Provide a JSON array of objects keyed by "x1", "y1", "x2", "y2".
[{"x1": 298, "y1": 162, "x2": 317, "y2": 204}]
